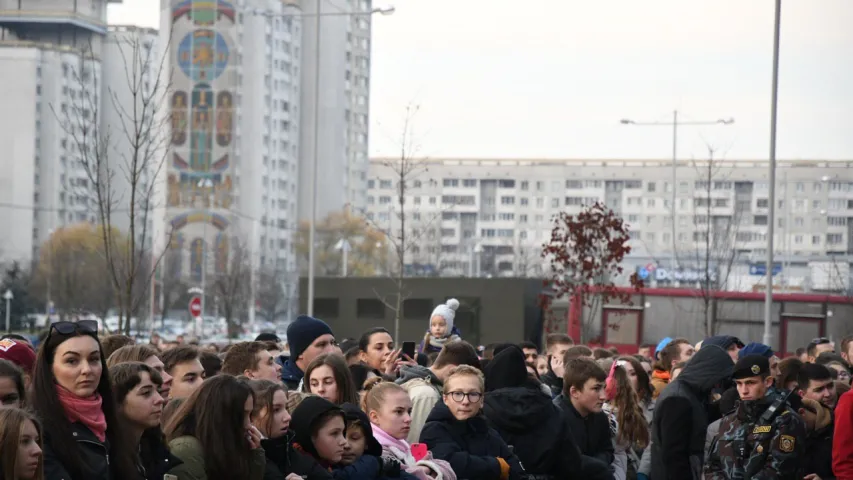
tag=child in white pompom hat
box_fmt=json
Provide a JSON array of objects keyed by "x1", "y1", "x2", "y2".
[{"x1": 419, "y1": 298, "x2": 463, "y2": 354}]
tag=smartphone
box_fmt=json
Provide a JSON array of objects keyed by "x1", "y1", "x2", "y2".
[
  {"x1": 411, "y1": 443, "x2": 428, "y2": 461},
  {"x1": 402, "y1": 341, "x2": 416, "y2": 360}
]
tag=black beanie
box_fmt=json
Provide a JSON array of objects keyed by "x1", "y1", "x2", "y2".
[
  {"x1": 340, "y1": 403, "x2": 382, "y2": 456},
  {"x1": 291, "y1": 396, "x2": 345, "y2": 458},
  {"x1": 287, "y1": 315, "x2": 333, "y2": 361},
  {"x1": 485, "y1": 345, "x2": 528, "y2": 392}
]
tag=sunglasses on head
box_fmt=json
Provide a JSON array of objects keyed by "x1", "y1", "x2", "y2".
[
  {"x1": 48, "y1": 320, "x2": 98, "y2": 338},
  {"x1": 812, "y1": 337, "x2": 831, "y2": 345}
]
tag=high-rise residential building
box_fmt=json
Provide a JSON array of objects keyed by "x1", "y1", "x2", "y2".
[
  {"x1": 367, "y1": 158, "x2": 853, "y2": 292},
  {"x1": 298, "y1": 0, "x2": 372, "y2": 223},
  {"x1": 158, "y1": 0, "x2": 302, "y2": 321},
  {"x1": 0, "y1": 0, "x2": 118, "y2": 265}
]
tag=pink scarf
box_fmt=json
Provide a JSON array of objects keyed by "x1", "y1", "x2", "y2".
[
  {"x1": 372, "y1": 424, "x2": 411, "y2": 453},
  {"x1": 56, "y1": 385, "x2": 107, "y2": 442}
]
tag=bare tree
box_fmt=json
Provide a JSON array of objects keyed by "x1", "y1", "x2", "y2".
[
  {"x1": 209, "y1": 239, "x2": 252, "y2": 337},
  {"x1": 256, "y1": 266, "x2": 293, "y2": 323},
  {"x1": 368, "y1": 104, "x2": 444, "y2": 341},
  {"x1": 53, "y1": 31, "x2": 172, "y2": 334},
  {"x1": 677, "y1": 146, "x2": 745, "y2": 337}
]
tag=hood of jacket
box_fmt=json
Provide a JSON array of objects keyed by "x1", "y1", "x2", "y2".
[
  {"x1": 702, "y1": 335, "x2": 744, "y2": 351},
  {"x1": 340, "y1": 403, "x2": 382, "y2": 457},
  {"x1": 395, "y1": 364, "x2": 441, "y2": 387},
  {"x1": 676, "y1": 344, "x2": 734, "y2": 393},
  {"x1": 280, "y1": 356, "x2": 304, "y2": 384},
  {"x1": 484, "y1": 345, "x2": 528, "y2": 392},
  {"x1": 291, "y1": 396, "x2": 345, "y2": 460},
  {"x1": 484, "y1": 383, "x2": 555, "y2": 431}
]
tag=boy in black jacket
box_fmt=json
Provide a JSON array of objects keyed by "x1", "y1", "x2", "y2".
[{"x1": 553, "y1": 357, "x2": 614, "y2": 471}]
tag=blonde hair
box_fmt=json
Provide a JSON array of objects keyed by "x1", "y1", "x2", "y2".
[
  {"x1": 443, "y1": 365, "x2": 485, "y2": 394},
  {"x1": 285, "y1": 391, "x2": 315, "y2": 414},
  {"x1": 360, "y1": 377, "x2": 407, "y2": 414}
]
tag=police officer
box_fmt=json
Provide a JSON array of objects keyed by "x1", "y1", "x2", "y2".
[{"x1": 704, "y1": 354, "x2": 806, "y2": 479}]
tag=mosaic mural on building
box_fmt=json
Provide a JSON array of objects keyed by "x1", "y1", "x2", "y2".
[{"x1": 166, "y1": 0, "x2": 237, "y2": 279}]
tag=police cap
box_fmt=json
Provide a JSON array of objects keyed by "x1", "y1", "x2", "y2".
[{"x1": 732, "y1": 354, "x2": 770, "y2": 379}]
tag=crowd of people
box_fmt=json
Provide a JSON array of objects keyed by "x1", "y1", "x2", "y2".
[{"x1": 1, "y1": 297, "x2": 853, "y2": 479}]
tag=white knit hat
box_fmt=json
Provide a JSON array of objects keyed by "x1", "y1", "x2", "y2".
[{"x1": 430, "y1": 298, "x2": 460, "y2": 330}]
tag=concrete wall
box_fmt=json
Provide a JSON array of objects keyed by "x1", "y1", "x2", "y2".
[{"x1": 299, "y1": 277, "x2": 542, "y2": 346}]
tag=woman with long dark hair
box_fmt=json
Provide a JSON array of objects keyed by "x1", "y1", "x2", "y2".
[
  {"x1": 302, "y1": 353, "x2": 360, "y2": 405},
  {"x1": 0, "y1": 407, "x2": 43, "y2": 480},
  {"x1": 30, "y1": 320, "x2": 135, "y2": 479},
  {"x1": 110, "y1": 362, "x2": 182, "y2": 480},
  {"x1": 163, "y1": 374, "x2": 266, "y2": 479}
]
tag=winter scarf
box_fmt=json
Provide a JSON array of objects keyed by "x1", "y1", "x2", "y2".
[
  {"x1": 57, "y1": 385, "x2": 107, "y2": 442},
  {"x1": 427, "y1": 333, "x2": 461, "y2": 350},
  {"x1": 372, "y1": 424, "x2": 455, "y2": 480}
]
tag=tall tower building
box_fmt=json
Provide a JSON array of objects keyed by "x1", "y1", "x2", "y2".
[
  {"x1": 298, "y1": 0, "x2": 372, "y2": 222},
  {"x1": 159, "y1": 0, "x2": 302, "y2": 321},
  {"x1": 0, "y1": 0, "x2": 118, "y2": 264}
]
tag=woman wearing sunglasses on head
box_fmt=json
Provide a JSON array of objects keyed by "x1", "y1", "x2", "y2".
[{"x1": 30, "y1": 320, "x2": 136, "y2": 479}]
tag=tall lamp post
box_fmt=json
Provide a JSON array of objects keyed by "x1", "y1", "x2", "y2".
[
  {"x1": 4, "y1": 290, "x2": 13, "y2": 333},
  {"x1": 250, "y1": 4, "x2": 395, "y2": 318},
  {"x1": 197, "y1": 178, "x2": 214, "y2": 323},
  {"x1": 762, "y1": 0, "x2": 782, "y2": 347},
  {"x1": 619, "y1": 112, "x2": 734, "y2": 270}
]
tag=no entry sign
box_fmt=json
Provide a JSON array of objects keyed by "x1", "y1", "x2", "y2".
[{"x1": 189, "y1": 296, "x2": 202, "y2": 317}]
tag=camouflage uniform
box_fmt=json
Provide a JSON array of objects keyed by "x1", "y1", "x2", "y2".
[{"x1": 704, "y1": 358, "x2": 807, "y2": 480}]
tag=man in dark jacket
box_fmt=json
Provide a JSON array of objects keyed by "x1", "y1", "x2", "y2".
[
  {"x1": 651, "y1": 344, "x2": 734, "y2": 480},
  {"x1": 553, "y1": 357, "x2": 614, "y2": 470},
  {"x1": 278, "y1": 315, "x2": 336, "y2": 389},
  {"x1": 483, "y1": 346, "x2": 612, "y2": 480}
]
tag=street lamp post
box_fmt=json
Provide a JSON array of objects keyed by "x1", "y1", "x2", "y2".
[
  {"x1": 762, "y1": 0, "x2": 782, "y2": 347},
  {"x1": 4, "y1": 290, "x2": 13, "y2": 333},
  {"x1": 620, "y1": 112, "x2": 734, "y2": 271},
  {"x1": 250, "y1": 4, "x2": 394, "y2": 318},
  {"x1": 197, "y1": 178, "x2": 214, "y2": 324}
]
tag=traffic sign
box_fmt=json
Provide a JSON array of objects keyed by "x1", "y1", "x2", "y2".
[{"x1": 189, "y1": 296, "x2": 202, "y2": 317}]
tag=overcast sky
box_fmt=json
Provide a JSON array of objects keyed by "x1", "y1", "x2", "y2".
[{"x1": 110, "y1": 0, "x2": 853, "y2": 161}]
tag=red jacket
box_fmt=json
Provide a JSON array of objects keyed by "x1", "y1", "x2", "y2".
[{"x1": 833, "y1": 389, "x2": 853, "y2": 478}]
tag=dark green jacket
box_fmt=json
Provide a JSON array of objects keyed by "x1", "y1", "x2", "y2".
[{"x1": 166, "y1": 435, "x2": 265, "y2": 480}]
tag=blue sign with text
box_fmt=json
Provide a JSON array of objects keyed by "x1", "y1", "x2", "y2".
[{"x1": 749, "y1": 263, "x2": 782, "y2": 276}]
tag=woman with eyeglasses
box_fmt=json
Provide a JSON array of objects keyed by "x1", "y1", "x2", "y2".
[
  {"x1": 420, "y1": 365, "x2": 524, "y2": 480},
  {"x1": 110, "y1": 362, "x2": 181, "y2": 480},
  {"x1": 30, "y1": 320, "x2": 136, "y2": 479}
]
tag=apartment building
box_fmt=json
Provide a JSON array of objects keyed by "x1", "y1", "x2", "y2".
[
  {"x1": 298, "y1": 0, "x2": 373, "y2": 222},
  {"x1": 366, "y1": 158, "x2": 853, "y2": 292},
  {"x1": 0, "y1": 0, "x2": 119, "y2": 264}
]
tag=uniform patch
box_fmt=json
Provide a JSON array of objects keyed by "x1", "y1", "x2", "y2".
[
  {"x1": 0, "y1": 339, "x2": 17, "y2": 352},
  {"x1": 753, "y1": 425, "x2": 772, "y2": 434},
  {"x1": 779, "y1": 435, "x2": 795, "y2": 453}
]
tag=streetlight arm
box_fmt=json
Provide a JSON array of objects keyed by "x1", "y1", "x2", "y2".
[{"x1": 251, "y1": 7, "x2": 394, "y2": 18}]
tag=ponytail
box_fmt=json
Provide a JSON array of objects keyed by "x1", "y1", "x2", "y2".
[{"x1": 607, "y1": 360, "x2": 650, "y2": 448}]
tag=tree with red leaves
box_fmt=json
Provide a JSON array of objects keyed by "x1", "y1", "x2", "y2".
[{"x1": 540, "y1": 202, "x2": 643, "y2": 341}]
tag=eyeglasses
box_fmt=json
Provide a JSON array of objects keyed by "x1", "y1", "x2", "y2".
[
  {"x1": 446, "y1": 391, "x2": 483, "y2": 403},
  {"x1": 812, "y1": 337, "x2": 831, "y2": 345},
  {"x1": 47, "y1": 320, "x2": 98, "y2": 339}
]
